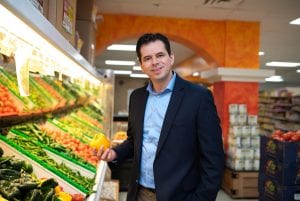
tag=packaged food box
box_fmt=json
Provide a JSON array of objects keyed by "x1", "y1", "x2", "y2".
[
  {"x1": 258, "y1": 173, "x2": 300, "y2": 201},
  {"x1": 260, "y1": 135, "x2": 300, "y2": 164}
]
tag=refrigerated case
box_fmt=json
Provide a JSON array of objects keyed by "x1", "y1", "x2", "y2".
[{"x1": 0, "y1": 1, "x2": 114, "y2": 200}]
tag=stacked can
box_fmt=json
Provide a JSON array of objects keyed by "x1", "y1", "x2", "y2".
[{"x1": 226, "y1": 104, "x2": 260, "y2": 171}]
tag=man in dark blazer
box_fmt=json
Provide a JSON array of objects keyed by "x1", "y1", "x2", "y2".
[{"x1": 98, "y1": 33, "x2": 224, "y2": 201}]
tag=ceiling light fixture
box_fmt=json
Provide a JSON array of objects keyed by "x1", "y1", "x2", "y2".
[
  {"x1": 266, "y1": 62, "x2": 300, "y2": 67},
  {"x1": 105, "y1": 60, "x2": 136, "y2": 66},
  {"x1": 265, "y1": 75, "x2": 283, "y2": 82},
  {"x1": 259, "y1": 51, "x2": 265, "y2": 56},
  {"x1": 290, "y1": 18, "x2": 300, "y2": 25},
  {"x1": 133, "y1": 66, "x2": 142, "y2": 71},
  {"x1": 107, "y1": 44, "x2": 136, "y2": 51},
  {"x1": 130, "y1": 73, "x2": 149, "y2": 78},
  {"x1": 297, "y1": 69, "x2": 300, "y2": 73},
  {"x1": 114, "y1": 70, "x2": 132, "y2": 75}
]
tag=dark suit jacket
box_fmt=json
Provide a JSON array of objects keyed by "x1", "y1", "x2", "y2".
[{"x1": 112, "y1": 75, "x2": 224, "y2": 201}]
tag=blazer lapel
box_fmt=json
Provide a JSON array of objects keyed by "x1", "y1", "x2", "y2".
[
  {"x1": 155, "y1": 76, "x2": 186, "y2": 157},
  {"x1": 135, "y1": 88, "x2": 149, "y2": 162}
]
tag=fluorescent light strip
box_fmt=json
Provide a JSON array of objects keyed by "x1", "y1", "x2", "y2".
[
  {"x1": 114, "y1": 70, "x2": 132, "y2": 75},
  {"x1": 297, "y1": 69, "x2": 300, "y2": 73},
  {"x1": 133, "y1": 66, "x2": 142, "y2": 71},
  {"x1": 130, "y1": 73, "x2": 149, "y2": 78},
  {"x1": 290, "y1": 18, "x2": 300, "y2": 25},
  {"x1": 105, "y1": 60, "x2": 136, "y2": 66},
  {"x1": 266, "y1": 62, "x2": 300, "y2": 67},
  {"x1": 107, "y1": 44, "x2": 136, "y2": 51},
  {"x1": 265, "y1": 75, "x2": 283, "y2": 82}
]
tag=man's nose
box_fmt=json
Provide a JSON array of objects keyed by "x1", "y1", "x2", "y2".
[{"x1": 152, "y1": 57, "x2": 159, "y2": 65}]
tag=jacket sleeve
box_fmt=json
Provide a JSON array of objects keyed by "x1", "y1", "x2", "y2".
[
  {"x1": 110, "y1": 91, "x2": 135, "y2": 164},
  {"x1": 191, "y1": 89, "x2": 225, "y2": 201}
]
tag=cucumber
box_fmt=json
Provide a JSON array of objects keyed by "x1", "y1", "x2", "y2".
[
  {"x1": 22, "y1": 161, "x2": 33, "y2": 174},
  {"x1": 24, "y1": 189, "x2": 43, "y2": 201},
  {"x1": 0, "y1": 147, "x2": 3, "y2": 157},
  {"x1": 0, "y1": 169, "x2": 20, "y2": 180},
  {"x1": 43, "y1": 188, "x2": 54, "y2": 201}
]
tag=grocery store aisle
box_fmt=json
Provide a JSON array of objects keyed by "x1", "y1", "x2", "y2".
[{"x1": 118, "y1": 190, "x2": 258, "y2": 201}]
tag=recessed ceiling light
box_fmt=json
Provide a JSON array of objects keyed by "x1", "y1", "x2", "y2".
[
  {"x1": 107, "y1": 44, "x2": 136, "y2": 51},
  {"x1": 265, "y1": 75, "x2": 283, "y2": 82},
  {"x1": 105, "y1": 60, "x2": 136, "y2": 66},
  {"x1": 133, "y1": 66, "x2": 142, "y2": 71},
  {"x1": 259, "y1": 51, "x2": 265, "y2": 56},
  {"x1": 130, "y1": 73, "x2": 149, "y2": 78},
  {"x1": 114, "y1": 70, "x2": 132, "y2": 75},
  {"x1": 192, "y1": 72, "x2": 200, "y2": 76},
  {"x1": 290, "y1": 18, "x2": 300, "y2": 25},
  {"x1": 266, "y1": 62, "x2": 300, "y2": 67},
  {"x1": 297, "y1": 69, "x2": 300, "y2": 73}
]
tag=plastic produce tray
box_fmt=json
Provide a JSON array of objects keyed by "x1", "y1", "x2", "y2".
[{"x1": 0, "y1": 135, "x2": 107, "y2": 200}]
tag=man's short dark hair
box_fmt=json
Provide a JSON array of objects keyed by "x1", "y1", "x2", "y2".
[{"x1": 136, "y1": 33, "x2": 171, "y2": 62}]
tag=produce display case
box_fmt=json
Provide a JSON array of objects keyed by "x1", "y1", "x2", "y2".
[{"x1": 0, "y1": 1, "x2": 115, "y2": 200}]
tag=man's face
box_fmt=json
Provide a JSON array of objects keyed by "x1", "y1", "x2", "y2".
[{"x1": 140, "y1": 40, "x2": 174, "y2": 83}]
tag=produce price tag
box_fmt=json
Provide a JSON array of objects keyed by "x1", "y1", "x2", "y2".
[
  {"x1": 15, "y1": 45, "x2": 32, "y2": 96},
  {"x1": 28, "y1": 50, "x2": 43, "y2": 73},
  {"x1": 0, "y1": 31, "x2": 16, "y2": 57}
]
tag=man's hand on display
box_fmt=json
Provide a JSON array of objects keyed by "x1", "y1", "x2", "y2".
[{"x1": 95, "y1": 145, "x2": 117, "y2": 162}]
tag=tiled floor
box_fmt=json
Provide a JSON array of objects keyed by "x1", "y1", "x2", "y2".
[{"x1": 119, "y1": 190, "x2": 258, "y2": 201}]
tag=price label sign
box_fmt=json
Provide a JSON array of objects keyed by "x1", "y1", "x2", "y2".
[
  {"x1": 0, "y1": 30, "x2": 16, "y2": 57},
  {"x1": 15, "y1": 45, "x2": 33, "y2": 96}
]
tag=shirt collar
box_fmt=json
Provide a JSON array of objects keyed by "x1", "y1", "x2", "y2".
[{"x1": 146, "y1": 72, "x2": 176, "y2": 95}]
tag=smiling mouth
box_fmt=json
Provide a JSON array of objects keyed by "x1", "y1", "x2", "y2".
[{"x1": 152, "y1": 67, "x2": 163, "y2": 73}]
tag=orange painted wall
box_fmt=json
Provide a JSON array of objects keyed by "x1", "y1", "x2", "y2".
[
  {"x1": 96, "y1": 14, "x2": 260, "y2": 68},
  {"x1": 224, "y1": 21, "x2": 260, "y2": 68}
]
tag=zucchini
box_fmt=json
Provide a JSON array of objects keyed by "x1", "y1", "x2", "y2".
[
  {"x1": 0, "y1": 156, "x2": 12, "y2": 165},
  {"x1": 9, "y1": 159, "x2": 25, "y2": 171},
  {"x1": 24, "y1": 189, "x2": 43, "y2": 201},
  {"x1": 43, "y1": 188, "x2": 55, "y2": 201},
  {"x1": 0, "y1": 181, "x2": 21, "y2": 200},
  {"x1": 0, "y1": 147, "x2": 3, "y2": 157},
  {"x1": 40, "y1": 178, "x2": 58, "y2": 190},
  {"x1": 13, "y1": 181, "x2": 38, "y2": 191},
  {"x1": 0, "y1": 169, "x2": 20, "y2": 180},
  {"x1": 22, "y1": 161, "x2": 33, "y2": 173}
]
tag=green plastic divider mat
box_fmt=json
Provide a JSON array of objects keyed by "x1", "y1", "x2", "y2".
[
  {"x1": 0, "y1": 134, "x2": 91, "y2": 194},
  {"x1": 48, "y1": 119, "x2": 91, "y2": 144},
  {"x1": 10, "y1": 129, "x2": 96, "y2": 173}
]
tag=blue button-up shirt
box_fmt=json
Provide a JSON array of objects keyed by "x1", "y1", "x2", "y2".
[{"x1": 139, "y1": 73, "x2": 176, "y2": 189}]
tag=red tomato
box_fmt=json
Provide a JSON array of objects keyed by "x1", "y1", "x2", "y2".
[
  {"x1": 291, "y1": 134, "x2": 300, "y2": 142},
  {"x1": 282, "y1": 133, "x2": 293, "y2": 141},
  {"x1": 72, "y1": 194, "x2": 84, "y2": 201},
  {"x1": 273, "y1": 136, "x2": 284, "y2": 142}
]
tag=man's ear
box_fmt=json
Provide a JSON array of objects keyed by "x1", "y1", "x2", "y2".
[
  {"x1": 138, "y1": 60, "x2": 145, "y2": 73},
  {"x1": 170, "y1": 53, "x2": 175, "y2": 66}
]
